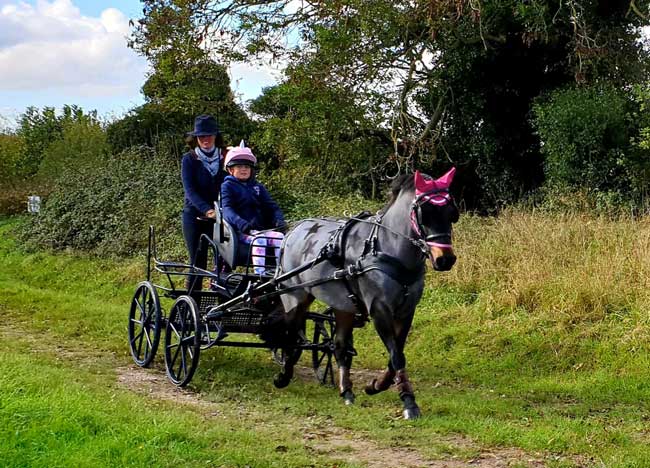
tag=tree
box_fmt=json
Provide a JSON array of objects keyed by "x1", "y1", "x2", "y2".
[
  {"x1": 131, "y1": 0, "x2": 650, "y2": 208},
  {"x1": 120, "y1": 0, "x2": 252, "y2": 156}
]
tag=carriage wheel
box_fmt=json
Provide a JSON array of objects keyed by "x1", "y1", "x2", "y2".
[
  {"x1": 312, "y1": 317, "x2": 335, "y2": 386},
  {"x1": 128, "y1": 281, "x2": 161, "y2": 367},
  {"x1": 164, "y1": 296, "x2": 201, "y2": 387}
]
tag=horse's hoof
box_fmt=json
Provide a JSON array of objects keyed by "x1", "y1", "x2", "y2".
[
  {"x1": 342, "y1": 389, "x2": 355, "y2": 406},
  {"x1": 403, "y1": 405, "x2": 421, "y2": 420},
  {"x1": 364, "y1": 379, "x2": 379, "y2": 395},
  {"x1": 273, "y1": 373, "x2": 291, "y2": 389}
]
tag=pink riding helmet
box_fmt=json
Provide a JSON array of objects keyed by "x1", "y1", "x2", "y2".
[{"x1": 225, "y1": 146, "x2": 257, "y2": 167}]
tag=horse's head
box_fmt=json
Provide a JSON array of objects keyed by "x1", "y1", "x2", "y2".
[{"x1": 412, "y1": 168, "x2": 458, "y2": 271}]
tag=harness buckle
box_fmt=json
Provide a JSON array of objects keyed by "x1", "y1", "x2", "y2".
[
  {"x1": 347, "y1": 293, "x2": 359, "y2": 307},
  {"x1": 370, "y1": 236, "x2": 377, "y2": 256}
]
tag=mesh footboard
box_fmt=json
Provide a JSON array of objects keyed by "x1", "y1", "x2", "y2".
[
  {"x1": 197, "y1": 294, "x2": 221, "y2": 312},
  {"x1": 218, "y1": 308, "x2": 266, "y2": 333}
]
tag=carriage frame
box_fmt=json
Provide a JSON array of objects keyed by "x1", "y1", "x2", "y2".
[{"x1": 127, "y1": 206, "x2": 365, "y2": 388}]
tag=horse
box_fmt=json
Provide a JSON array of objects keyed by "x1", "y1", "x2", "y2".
[{"x1": 272, "y1": 168, "x2": 458, "y2": 419}]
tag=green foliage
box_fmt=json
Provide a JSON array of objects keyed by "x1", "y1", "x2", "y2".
[
  {"x1": 21, "y1": 147, "x2": 183, "y2": 256},
  {"x1": 258, "y1": 164, "x2": 382, "y2": 221},
  {"x1": 0, "y1": 133, "x2": 24, "y2": 187},
  {"x1": 532, "y1": 85, "x2": 644, "y2": 198},
  {"x1": 0, "y1": 106, "x2": 104, "y2": 215},
  {"x1": 16, "y1": 105, "x2": 96, "y2": 177},
  {"x1": 120, "y1": 0, "x2": 253, "y2": 156},
  {"x1": 251, "y1": 81, "x2": 391, "y2": 198},
  {"x1": 105, "y1": 103, "x2": 191, "y2": 156},
  {"x1": 131, "y1": 0, "x2": 650, "y2": 210},
  {"x1": 0, "y1": 133, "x2": 28, "y2": 214},
  {"x1": 38, "y1": 115, "x2": 110, "y2": 188}
]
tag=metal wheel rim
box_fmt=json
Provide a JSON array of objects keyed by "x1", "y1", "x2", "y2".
[
  {"x1": 312, "y1": 319, "x2": 335, "y2": 386},
  {"x1": 164, "y1": 296, "x2": 201, "y2": 387},
  {"x1": 128, "y1": 281, "x2": 161, "y2": 367}
]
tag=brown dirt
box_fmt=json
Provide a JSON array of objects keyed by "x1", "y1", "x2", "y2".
[
  {"x1": 2, "y1": 322, "x2": 582, "y2": 468},
  {"x1": 116, "y1": 365, "x2": 589, "y2": 467}
]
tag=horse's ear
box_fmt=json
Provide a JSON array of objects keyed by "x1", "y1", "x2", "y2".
[
  {"x1": 414, "y1": 171, "x2": 436, "y2": 195},
  {"x1": 434, "y1": 167, "x2": 456, "y2": 190}
]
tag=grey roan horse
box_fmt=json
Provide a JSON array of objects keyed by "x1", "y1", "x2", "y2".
[{"x1": 273, "y1": 168, "x2": 458, "y2": 419}]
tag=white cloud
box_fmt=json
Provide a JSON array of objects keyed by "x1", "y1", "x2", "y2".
[
  {"x1": 0, "y1": 0, "x2": 147, "y2": 97},
  {"x1": 229, "y1": 59, "x2": 284, "y2": 103}
]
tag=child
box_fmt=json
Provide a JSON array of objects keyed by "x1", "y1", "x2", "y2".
[{"x1": 221, "y1": 143, "x2": 285, "y2": 275}]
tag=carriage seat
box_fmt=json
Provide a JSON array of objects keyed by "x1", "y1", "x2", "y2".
[{"x1": 213, "y1": 219, "x2": 249, "y2": 269}]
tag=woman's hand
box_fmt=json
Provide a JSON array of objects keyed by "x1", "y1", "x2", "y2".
[{"x1": 205, "y1": 209, "x2": 216, "y2": 219}]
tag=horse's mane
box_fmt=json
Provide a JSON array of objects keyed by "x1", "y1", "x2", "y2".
[{"x1": 380, "y1": 173, "x2": 415, "y2": 213}]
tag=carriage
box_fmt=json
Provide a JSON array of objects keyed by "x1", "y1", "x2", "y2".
[
  {"x1": 127, "y1": 215, "x2": 344, "y2": 387},
  {"x1": 128, "y1": 168, "x2": 459, "y2": 419}
]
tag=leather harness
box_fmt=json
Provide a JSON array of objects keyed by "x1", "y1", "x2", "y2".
[{"x1": 322, "y1": 211, "x2": 427, "y2": 315}]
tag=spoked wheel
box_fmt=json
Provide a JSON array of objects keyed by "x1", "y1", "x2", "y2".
[
  {"x1": 312, "y1": 315, "x2": 335, "y2": 386},
  {"x1": 164, "y1": 295, "x2": 201, "y2": 387},
  {"x1": 128, "y1": 281, "x2": 161, "y2": 367}
]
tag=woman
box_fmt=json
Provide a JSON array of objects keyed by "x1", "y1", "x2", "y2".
[{"x1": 181, "y1": 114, "x2": 226, "y2": 289}]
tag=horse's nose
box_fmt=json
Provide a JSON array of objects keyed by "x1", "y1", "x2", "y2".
[
  {"x1": 434, "y1": 254, "x2": 456, "y2": 271},
  {"x1": 430, "y1": 246, "x2": 456, "y2": 271}
]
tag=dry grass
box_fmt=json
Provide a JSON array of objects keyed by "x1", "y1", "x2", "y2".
[{"x1": 447, "y1": 210, "x2": 650, "y2": 320}]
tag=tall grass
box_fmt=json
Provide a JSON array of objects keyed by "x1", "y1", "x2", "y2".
[
  {"x1": 398, "y1": 210, "x2": 650, "y2": 387},
  {"x1": 5, "y1": 211, "x2": 650, "y2": 466}
]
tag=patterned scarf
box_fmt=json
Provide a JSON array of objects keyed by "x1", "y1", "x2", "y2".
[{"x1": 195, "y1": 146, "x2": 221, "y2": 176}]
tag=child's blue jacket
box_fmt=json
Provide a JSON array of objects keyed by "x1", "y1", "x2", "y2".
[{"x1": 221, "y1": 175, "x2": 284, "y2": 233}]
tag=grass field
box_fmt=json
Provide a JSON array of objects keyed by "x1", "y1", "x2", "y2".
[{"x1": 2, "y1": 212, "x2": 650, "y2": 467}]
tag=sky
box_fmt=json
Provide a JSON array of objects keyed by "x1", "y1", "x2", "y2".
[{"x1": 0, "y1": 0, "x2": 282, "y2": 126}]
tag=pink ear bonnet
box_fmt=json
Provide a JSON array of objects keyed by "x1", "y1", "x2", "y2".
[{"x1": 414, "y1": 167, "x2": 456, "y2": 196}]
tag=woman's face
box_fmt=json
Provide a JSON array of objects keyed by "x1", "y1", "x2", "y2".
[{"x1": 197, "y1": 134, "x2": 216, "y2": 150}]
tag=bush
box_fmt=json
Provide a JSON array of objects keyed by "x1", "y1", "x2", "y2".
[
  {"x1": 532, "y1": 85, "x2": 644, "y2": 199},
  {"x1": 37, "y1": 118, "x2": 109, "y2": 188},
  {"x1": 0, "y1": 133, "x2": 28, "y2": 214},
  {"x1": 258, "y1": 164, "x2": 382, "y2": 221},
  {"x1": 21, "y1": 147, "x2": 184, "y2": 257}
]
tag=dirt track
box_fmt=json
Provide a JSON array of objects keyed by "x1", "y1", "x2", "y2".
[{"x1": 117, "y1": 365, "x2": 588, "y2": 468}]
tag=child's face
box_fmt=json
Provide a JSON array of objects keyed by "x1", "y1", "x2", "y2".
[{"x1": 229, "y1": 164, "x2": 252, "y2": 181}]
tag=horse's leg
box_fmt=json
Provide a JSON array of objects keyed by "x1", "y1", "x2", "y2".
[
  {"x1": 334, "y1": 310, "x2": 355, "y2": 405},
  {"x1": 364, "y1": 365, "x2": 395, "y2": 395},
  {"x1": 367, "y1": 306, "x2": 420, "y2": 419},
  {"x1": 392, "y1": 312, "x2": 420, "y2": 419},
  {"x1": 365, "y1": 308, "x2": 397, "y2": 395},
  {"x1": 273, "y1": 293, "x2": 313, "y2": 389}
]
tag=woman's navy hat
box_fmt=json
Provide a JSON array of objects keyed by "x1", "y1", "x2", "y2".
[{"x1": 187, "y1": 114, "x2": 220, "y2": 136}]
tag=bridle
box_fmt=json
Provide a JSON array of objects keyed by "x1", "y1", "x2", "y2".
[
  {"x1": 410, "y1": 189, "x2": 454, "y2": 249},
  {"x1": 343, "y1": 187, "x2": 455, "y2": 260}
]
